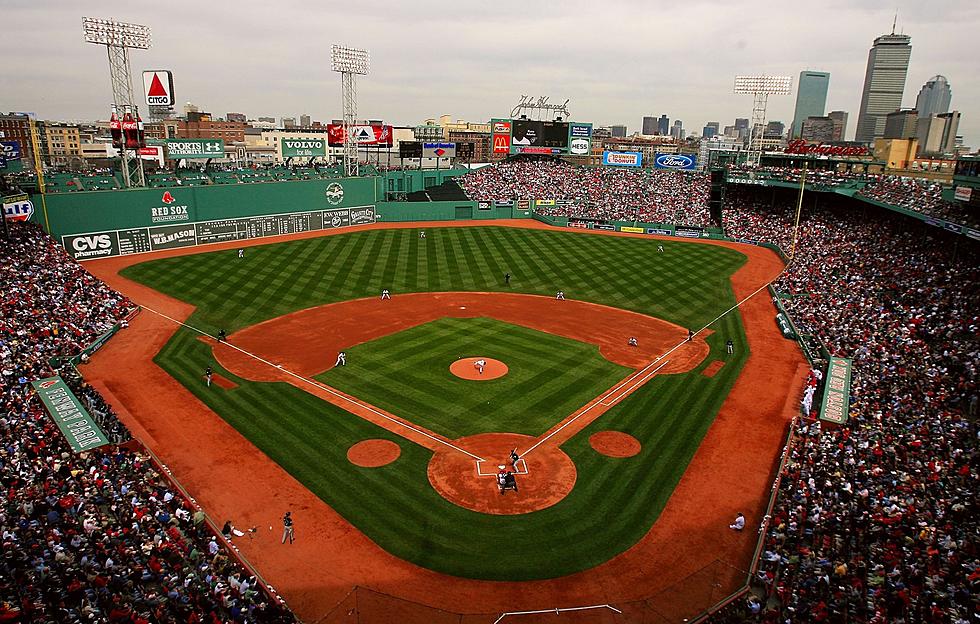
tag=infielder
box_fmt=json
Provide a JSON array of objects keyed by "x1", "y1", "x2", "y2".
[
  {"x1": 726, "y1": 339, "x2": 734, "y2": 354},
  {"x1": 628, "y1": 337, "x2": 638, "y2": 347},
  {"x1": 335, "y1": 351, "x2": 347, "y2": 367},
  {"x1": 381, "y1": 289, "x2": 391, "y2": 300},
  {"x1": 556, "y1": 290, "x2": 565, "y2": 300},
  {"x1": 473, "y1": 359, "x2": 487, "y2": 375},
  {"x1": 204, "y1": 366, "x2": 213, "y2": 387}
]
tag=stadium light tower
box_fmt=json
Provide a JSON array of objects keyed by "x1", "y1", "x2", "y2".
[
  {"x1": 733, "y1": 75, "x2": 792, "y2": 166},
  {"x1": 83, "y1": 17, "x2": 151, "y2": 188},
  {"x1": 331, "y1": 45, "x2": 370, "y2": 177}
]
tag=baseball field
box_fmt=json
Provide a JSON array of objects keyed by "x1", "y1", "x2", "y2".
[{"x1": 82, "y1": 220, "x2": 806, "y2": 620}]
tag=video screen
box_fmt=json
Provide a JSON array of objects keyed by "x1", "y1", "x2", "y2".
[
  {"x1": 542, "y1": 122, "x2": 569, "y2": 148},
  {"x1": 511, "y1": 120, "x2": 542, "y2": 147}
]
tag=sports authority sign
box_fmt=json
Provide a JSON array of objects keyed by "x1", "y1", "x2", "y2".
[
  {"x1": 165, "y1": 139, "x2": 224, "y2": 159},
  {"x1": 282, "y1": 138, "x2": 326, "y2": 158},
  {"x1": 31, "y1": 377, "x2": 111, "y2": 452},
  {"x1": 142, "y1": 70, "x2": 175, "y2": 106}
]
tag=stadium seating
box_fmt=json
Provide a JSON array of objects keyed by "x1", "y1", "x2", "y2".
[
  {"x1": 715, "y1": 189, "x2": 979, "y2": 623},
  {"x1": 0, "y1": 223, "x2": 296, "y2": 623}
]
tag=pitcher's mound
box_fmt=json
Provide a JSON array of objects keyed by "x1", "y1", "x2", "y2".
[{"x1": 450, "y1": 357, "x2": 508, "y2": 380}]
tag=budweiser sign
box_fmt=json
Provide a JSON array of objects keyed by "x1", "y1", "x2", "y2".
[{"x1": 785, "y1": 140, "x2": 868, "y2": 157}]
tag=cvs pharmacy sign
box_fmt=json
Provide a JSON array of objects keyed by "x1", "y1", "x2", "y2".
[{"x1": 62, "y1": 232, "x2": 119, "y2": 260}]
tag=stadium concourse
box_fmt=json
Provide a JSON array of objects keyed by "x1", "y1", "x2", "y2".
[{"x1": 0, "y1": 223, "x2": 294, "y2": 623}]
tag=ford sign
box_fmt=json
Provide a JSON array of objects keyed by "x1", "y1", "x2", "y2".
[{"x1": 654, "y1": 153, "x2": 697, "y2": 171}]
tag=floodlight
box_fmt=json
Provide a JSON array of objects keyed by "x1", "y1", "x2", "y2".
[
  {"x1": 331, "y1": 45, "x2": 370, "y2": 75},
  {"x1": 734, "y1": 75, "x2": 792, "y2": 95},
  {"x1": 82, "y1": 17, "x2": 151, "y2": 49}
]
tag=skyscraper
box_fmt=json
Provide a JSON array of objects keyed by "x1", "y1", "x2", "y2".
[
  {"x1": 300, "y1": 114, "x2": 311, "y2": 128},
  {"x1": 914, "y1": 75, "x2": 952, "y2": 118},
  {"x1": 828, "y1": 111, "x2": 849, "y2": 141},
  {"x1": 610, "y1": 125, "x2": 627, "y2": 138},
  {"x1": 658, "y1": 115, "x2": 669, "y2": 135},
  {"x1": 855, "y1": 31, "x2": 912, "y2": 143},
  {"x1": 671, "y1": 120, "x2": 683, "y2": 139},
  {"x1": 642, "y1": 116, "x2": 657, "y2": 135},
  {"x1": 765, "y1": 121, "x2": 785, "y2": 138},
  {"x1": 702, "y1": 122, "x2": 720, "y2": 139},
  {"x1": 791, "y1": 71, "x2": 830, "y2": 138}
]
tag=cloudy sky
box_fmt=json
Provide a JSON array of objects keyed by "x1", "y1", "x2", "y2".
[{"x1": 3, "y1": 0, "x2": 976, "y2": 145}]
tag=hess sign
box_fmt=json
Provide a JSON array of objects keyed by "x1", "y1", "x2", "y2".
[{"x1": 143, "y1": 70, "x2": 175, "y2": 106}]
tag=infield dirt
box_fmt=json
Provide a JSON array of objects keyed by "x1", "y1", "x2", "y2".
[{"x1": 83, "y1": 220, "x2": 806, "y2": 620}]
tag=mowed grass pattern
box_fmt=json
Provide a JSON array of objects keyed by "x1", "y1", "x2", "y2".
[
  {"x1": 125, "y1": 226, "x2": 753, "y2": 579},
  {"x1": 317, "y1": 317, "x2": 632, "y2": 439},
  {"x1": 121, "y1": 226, "x2": 745, "y2": 333}
]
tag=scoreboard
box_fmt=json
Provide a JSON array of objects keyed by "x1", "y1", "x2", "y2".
[{"x1": 495, "y1": 118, "x2": 593, "y2": 156}]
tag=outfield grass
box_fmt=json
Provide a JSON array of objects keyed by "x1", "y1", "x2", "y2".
[
  {"x1": 125, "y1": 225, "x2": 751, "y2": 579},
  {"x1": 316, "y1": 317, "x2": 632, "y2": 439}
]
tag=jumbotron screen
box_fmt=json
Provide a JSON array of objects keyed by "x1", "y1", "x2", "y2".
[{"x1": 498, "y1": 118, "x2": 592, "y2": 156}]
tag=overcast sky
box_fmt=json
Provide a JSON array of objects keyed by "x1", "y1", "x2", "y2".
[{"x1": 2, "y1": 0, "x2": 976, "y2": 146}]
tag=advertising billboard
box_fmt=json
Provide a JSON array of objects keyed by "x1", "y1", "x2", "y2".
[
  {"x1": 602, "y1": 151, "x2": 643, "y2": 167},
  {"x1": 327, "y1": 124, "x2": 393, "y2": 147},
  {"x1": 281, "y1": 138, "x2": 327, "y2": 158},
  {"x1": 423, "y1": 143, "x2": 456, "y2": 158},
  {"x1": 567, "y1": 122, "x2": 593, "y2": 155},
  {"x1": 511, "y1": 120, "x2": 542, "y2": 150},
  {"x1": 653, "y1": 153, "x2": 697, "y2": 170},
  {"x1": 492, "y1": 119, "x2": 511, "y2": 154},
  {"x1": 1, "y1": 141, "x2": 22, "y2": 160},
  {"x1": 142, "y1": 70, "x2": 175, "y2": 106},
  {"x1": 3, "y1": 193, "x2": 33, "y2": 222},
  {"x1": 165, "y1": 139, "x2": 224, "y2": 159}
]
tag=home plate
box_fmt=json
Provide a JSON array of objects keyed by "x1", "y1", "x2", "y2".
[{"x1": 460, "y1": 306, "x2": 466, "y2": 310}]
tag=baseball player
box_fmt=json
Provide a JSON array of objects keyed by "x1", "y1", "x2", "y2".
[
  {"x1": 204, "y1": 366, "x2": 213, "y2": 387},
  {"x1": 473, "y1": 359, "x2": 486, "y2": 375},
  {"x1": 496, "y1": 465, "x2": 508, "y2": 493},
  {"x1": 628, "y1": 337, "x2": 638, "y2": 347},
  {"x1": 237, "y1": 248, "x2": 244, "y2": 258},
  {"x1": 510, "y1": 448, "x2": 520, "y2": 470},
  {"x1": 217, "y1": 329, "x2": 227, "y2": 343},
  {"x1": 281, "y1": 511, "x2": 295, "y2": 544},
  {"x1": 504, "y1": 272, "x2": 511, "y2": 285},
  {"x1": 726, "y1": 339, "x2": 734, "y2": 354},
  {"x1": 556, "y1": 290, "x2": 565, "y2": 300},
  {"x1": 381, "y1": 289, "x2": 391, "y2": 300},
  {"x1": 658, "y1": 244, "x2": 664, "y2": 253},
  {"x1": 419, "y1": 230, "x2": 426, "y2": 239},
  {"x1": 335, "y1": 351, "x2": 347, "y2": 367},
  {"x1": 687, "y1": 329, "x2": 694, "y2": 342}
]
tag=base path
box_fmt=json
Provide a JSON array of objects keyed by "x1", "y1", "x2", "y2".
[{"x1": 82, "y1": 219, "x2": 808, "y2": 620}]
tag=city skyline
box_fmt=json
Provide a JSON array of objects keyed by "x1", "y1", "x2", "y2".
[{"x1": 2, "y1": 0, "x2": 976, "y2": 146}]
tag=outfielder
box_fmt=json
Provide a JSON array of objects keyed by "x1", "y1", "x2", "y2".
[
  {"x1": 205, "y1": 366, "x2": 213, "y2": 387},
  {"x1": 381, "y1": 289, "x2": 391, "y2": 300},
  {"x1": 335, "y1": 351, "x2": 347, "y2": 367},
  {"x1": 556, "y1": 290, "x2": 565, "y2": 300},
  {"x1": 238, "y1": 248, "x2": 244, "y2": 258}
]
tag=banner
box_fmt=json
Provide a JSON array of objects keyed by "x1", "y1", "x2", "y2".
[
  {"x1": 602, "y1": 151, "x2": 642, "y2": 167},
  {"x1": 620, "y1": 226, "x2": 644, "y2": 233},
  {"x1": 3, "y1": 193, "x2": 33, "y2": 222},
  {"x1": 819, "y1": 357, "x2": 852, "y2": 425},
  {"x1": 327, "y1": 124, "x2": 393, "y2": 147},
  {"x1": 568, "y1": 123, "x2": 592, "y2": 155},
  {"x1": 165, "y1": 139, "x2": 224, "y2": 159},
  {"x1": 492, "y1": 119, "x2": 511, "y2": 154},
  {"x1": 1, "y1": 140, "x2": 22, "y2": 160},
  {"x1": 31, "y1": 376, "x2": 111, "y2": 452},
  {"x1": 423, "y1": 142, "x2": 456, "y2": 158},
  {"x1": 653, "y1": 153, "x2": 697, "y2": 171},
  {"x1": 281, "y1": 138, "x2": 327, "y2": 158},
  {"x1": 953, "y1": 186, "x2": 972, "y2": 202},
  {"x1": 142, "y1": 70, "x2": 175, "y2": 106}
]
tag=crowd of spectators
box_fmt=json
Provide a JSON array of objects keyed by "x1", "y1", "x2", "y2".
[
  {"x1": 713, "y1": 189, "x2": 979, "y2": 623},
  {"x1": 1, "y1": 222, "x2": 294, "y2": 623},
  {"x1": 458, "y1": 160, "x2": 713, "y2": 226},
  {"x1": 858, "y1": 175, "x2": 978, "y2": 228},
  {"x1": 727, "y1": 165, "x2": 873, "y2": 187}
]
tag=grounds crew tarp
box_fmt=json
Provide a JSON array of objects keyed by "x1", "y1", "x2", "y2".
[{"x1": 31, "y1": 376, "x2": 111, "y2": 452}]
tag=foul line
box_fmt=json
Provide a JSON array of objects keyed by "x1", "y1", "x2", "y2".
[
  {"x1": 522, "y1": 277, "x2": 779, "y2": 459},
  {"x1": 138, "y1": 304, "x2": 486, "y2": 462}
]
